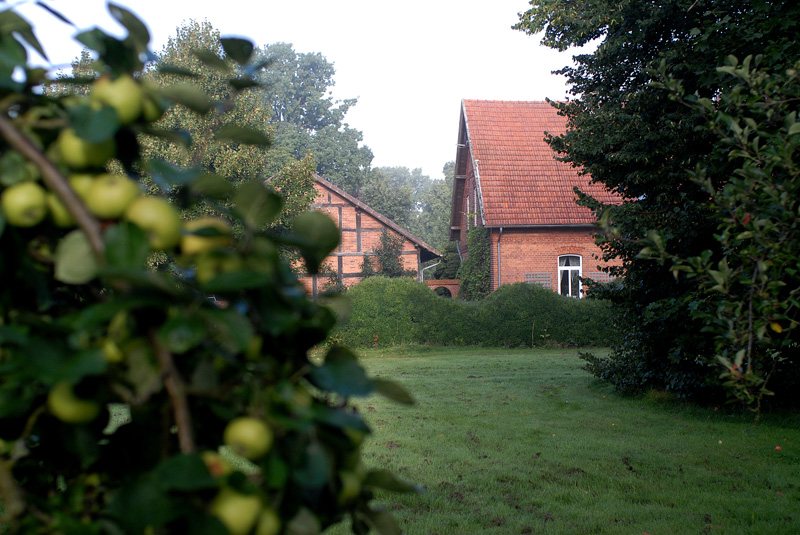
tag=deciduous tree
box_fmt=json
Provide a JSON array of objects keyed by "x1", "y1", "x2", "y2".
[{"x1": 516, "y1": 0, "x2": 800, "y2": 402}]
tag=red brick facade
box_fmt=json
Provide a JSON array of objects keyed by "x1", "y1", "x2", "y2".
[
  {"x1": 299, "y1": 176, "x2": 440, "y2": 297},
  {"x1": 450, "y1": 100, "x2": 621, "y2": 296}
]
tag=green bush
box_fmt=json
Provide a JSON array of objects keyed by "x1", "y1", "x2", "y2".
[{"x1": 333, "y1": 279, "x2": 616, "y2": 348}]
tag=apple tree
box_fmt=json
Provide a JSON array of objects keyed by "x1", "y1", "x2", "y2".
[{"x1": 0, "y1": 4, "x2": 416, "y2": 534}]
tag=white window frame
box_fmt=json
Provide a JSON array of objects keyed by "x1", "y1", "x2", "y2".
[{"x1": 558, "y1": 255, "x2": 582, "y2": 298}]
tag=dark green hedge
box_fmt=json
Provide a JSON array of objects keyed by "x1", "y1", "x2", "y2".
[{"x1": 331, "y1": 277, "x2": 616, "y2": 348}]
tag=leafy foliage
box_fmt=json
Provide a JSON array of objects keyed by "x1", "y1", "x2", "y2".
[
  {"x1": 365, "y1": 229, "x2": 415, "y2": 279},
  {"x1": 0, "y1": 4, "x2": 414, "y2": 534},
  {"x1": 334, "y1": 278, "x2": 616, "y2": 348},
  {"x1": 517, "y1": 0, "x2": 800, "y2": 403},
  {"x1": 457, "y1": 227, "x2": 491, "y2": 301},
  {"x1": 431, "y1": 242, "x2": 460, "y2": 280},
  {"x1": 642, "y1": 56, "x2": 800, "y2": 411},
  {"x1": 256, "y1": 42, "x2": 373, "y2": 195}
]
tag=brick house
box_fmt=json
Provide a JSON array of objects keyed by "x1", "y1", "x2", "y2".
[
  {"x1": 299, "y1": 175, "x2": 441, "y2": 297},
  {"x1": 450, "y1": 100, "x2": 621, "y2": 297}
]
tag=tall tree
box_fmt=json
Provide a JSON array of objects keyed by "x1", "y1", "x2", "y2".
[
  {"x1": 256, "y1": 43, "x2": 373, "y2": 194},
  {"x1": 359, "y1": 167, "x2": 416, "y2": 228},
  {"x1": 409, "y1": 162, "x2": 454, "y2": 251},
  {"x1": 140, "y1": 21, "x2": 317, "y2": 225},
  {"x1": 516, "y1": 0, "x2": 800, "y2": 401}
]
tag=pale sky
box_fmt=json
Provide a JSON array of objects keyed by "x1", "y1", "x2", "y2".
[{"x1": 16, "y1": 0, "x2": 585, "y2": 180}]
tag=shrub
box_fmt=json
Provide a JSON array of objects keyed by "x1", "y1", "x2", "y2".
[{"x1": 333, "y1": 279, "x2": 616, "y2": 348}]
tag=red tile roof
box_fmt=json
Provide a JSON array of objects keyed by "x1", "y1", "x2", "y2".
[{"x1": 462, "y1": 100, "x2": 619, "y2": 227}]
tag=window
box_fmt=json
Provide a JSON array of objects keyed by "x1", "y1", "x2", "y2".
[
  {"x1": 525, "y1": 273, "x2": 551, "y2": 289},
  {"x1": 558, "y1": 255, "x2": 581, "y2": 298}
]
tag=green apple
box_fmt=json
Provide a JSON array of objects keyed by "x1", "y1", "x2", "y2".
[
  {"x1": 101, "y1": 338, "x2": 124, "y2": 363},
  {"x1": 210, "y1": 488, "x2": 262, "y2": 535},
  {"x1": 68, "y1": 174, "x2": 96, "y2": 201},
  {"x1": 194, "y1": 251, "x2": 243, "y2": 285},
  {"x1": 181, "y1": 217, "x2": 232, "y2": 256},
  {"x1": 47, "y1": 381, "x2": 100, "y2": 424},
  {"x1": 1, "y1": 181, "x2": 47, "y2": 227},
  {"x1": 84, "y1": 174, "x2": 141, "y2": 219},
  {"x1": 223, "y1": 416, "x2": 273, "y2": 460},
  {"x1": 201, "y1": 450, "x2": 234, "y2": 478},
  {"x1": 124, "y1": 196, "x2": 182, "y2": 250},
  {"x1": 57, "y1": 128, "x2": 115, "y2": 170},
  {"x1": 46, "y1": 192, "x2": 75, "y2": 227},
  {"x1": 255, "y1": 507, "x2": 281, "y2": 535},
  {"x1": 91, "y1": 74, "x2": 143, "y2": 125}
]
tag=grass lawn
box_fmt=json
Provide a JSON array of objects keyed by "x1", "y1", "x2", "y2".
[{"x1": 327, "y1": 347, "x2": 800, "y2": 535}]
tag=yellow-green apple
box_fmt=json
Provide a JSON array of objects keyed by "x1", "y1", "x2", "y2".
[
  {"x1": 91, "y1": 74, "x2": 143, "y2": 125},
  {"x1": 223, "y1": 416, "x2": 273, "y2": 460},
  {"x1": 47, "y1": 381, "x2": 100, "y2": 423},
  {"x1": 181, "y1": 217, "x2": 232, "y2": 256},
  {"x1": 57, "y1": 128, "x2": 115, "y2": 170},
  {"x1": 210, "y1": 488, "x2": 262, "y2": 535},
  {"x1": 1, "y1": 181, "x2": 47, "y2": 227},
  {"x1": 84, "y1": 174, "x2": 141, "y2": 219},
  {"x1": 124, "y1": 196, "x2": 182, "y2": 250},
  {"x1": 46, "y1": 192, "x2": 75, "y2": 227},
  {"x1": 255, "y1": 507, "x2": 281, "y2": 535}
]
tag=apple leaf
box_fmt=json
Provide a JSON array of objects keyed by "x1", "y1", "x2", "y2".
[
  {"x1": 291, "y1": 211, "x2": 340, "y2": 275},
  {"x1": 108, "y1": 3, "x2": 150, "y2": 54},
  {"x1": 155, "y1": 64, "x2": 199, "y2": 78},
  {"x1": 105, "y1": 474, "x2": 181, "y2": 533},
  {"x1": 307, "y1": 346, "x2": 374, "y2": 397},
  {"x1": 67, "y1": 105, "x2": 119, "y2": 143},
  {"x1": 220, "y1": 37, "x2": 254, "y2": 65},
  {"x1": 0, "y1": 150, "x2": 30, "y2": 186},
  {"x1": 372, "y1": 378, "x2": 415, "y2": 406},
  {"x1": 192, "y1": 48, "x2": 229, "y2": 72},
  {"x1": 215, "y1": 125, "x2": 271, "y2": 146},
  {"x1": 290, "y1": 441, "x2": 330, "y2": 489},
  {"x1": 360, "y1": 508, "x2": 403, "y2": 535},
  {"x1": 159, "y1": 83, "x2": 211, "y2": 114},
  {"x1": 0, "y1": 9, "x2": 47, "y2": 61},
  {"x1": 363, "y1": 469, "x2": 421, "y2": 494},
  {"x1": 104, "y1": 221, "x2": 150, "y2": 269},
  {"x1": 234, "y1": 180, "x2": 282, "y2": 228},
  {"x1": 200, "y1": 270, "x2": 272, "y2": 293},
  {"x1": 155, "y1": 454, "x2": 218, "y2": 491},
  {"x1": 229, "y1": 77, "x2": 261, "y2": 91},
  {"x1": 189, "y1": 173, "x2": 233, "y2": 199},
  {"x1": 157, "y1": 315, "x2": 205, "y2": 354},
  {"x1": 197, "y1": 307, "x2": 254, "y2": 354},
  {"x1": 55, "y1": 230, "x2": 98, "y2": 284},
  {"x1": 311, "y1": 405, "x2": 371, "y2": 434}
]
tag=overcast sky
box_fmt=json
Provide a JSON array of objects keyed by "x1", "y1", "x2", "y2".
[{"x1": 17, "y1": 0, "x2": 586, "y2": 179}]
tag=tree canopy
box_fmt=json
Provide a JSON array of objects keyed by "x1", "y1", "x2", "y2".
[{"x1": 516, "y1": 0, "x2": 800, "y2": 405}]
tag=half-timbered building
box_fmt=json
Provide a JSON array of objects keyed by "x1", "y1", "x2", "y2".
[{"x1": 299, "y1": 175, "x2": 440, "y2": 297}]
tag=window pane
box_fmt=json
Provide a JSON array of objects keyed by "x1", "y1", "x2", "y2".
[
  {"x1": 570, "y1": 270, "x2": 580, "y2": 298},
  {"x1": 560, "y1": 270, "x2": 569, "y2": 295}
]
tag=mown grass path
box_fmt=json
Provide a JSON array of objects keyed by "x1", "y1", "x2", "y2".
[{"x1": 329, "y1": 347, "x2": 799, "y2": 535}]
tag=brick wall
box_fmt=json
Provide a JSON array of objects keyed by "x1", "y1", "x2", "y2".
[{"x1": 489, "y1": 227, "x2": 620, "y2": 295}]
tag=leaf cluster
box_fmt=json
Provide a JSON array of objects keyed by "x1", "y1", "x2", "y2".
[{"x1": 0, "y1": 4, "x2": 415, "y2": 534}]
